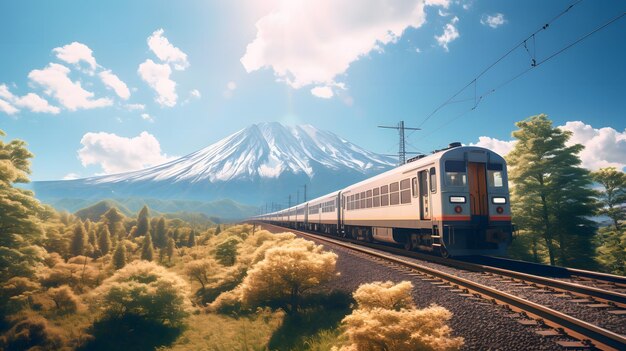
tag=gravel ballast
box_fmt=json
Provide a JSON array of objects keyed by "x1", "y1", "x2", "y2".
[{"x1": 262, "y1": 225, "x2": 582, "y2": 350}]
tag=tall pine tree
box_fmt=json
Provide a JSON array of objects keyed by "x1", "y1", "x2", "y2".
[
  {"x1": 155, "y1": 217, "x2": 167, "y2": 249},
  {"x1": 98, "y1": 226, "x2": 112, "y2": 256},
  {"x1": 135, "y1": 205, "x2": 150, "y2": 238},
  {"x1": 141, "y1": 231, "x2": 154, "y2": 261},
  {"x1": 70, "y1": 222, "x2": 87, "y2": 257},
  {"x1": 507, "y1": 115, "x2": 597, "y2": 268},
  {"x1": 592, "y1": 167, "x2": 626, "y2": 274},
  {"x1": 112, "y1": 241, "x2": 127, "y2": 269}
]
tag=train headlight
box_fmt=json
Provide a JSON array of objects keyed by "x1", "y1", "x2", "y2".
[
  {"x1": 492, "y1": 197, "x2": 507, "y2": 204},
  {"x1": 454, "y1": 205, "x2": 463, "y2": 213},
  {"x1": 450, "y1": 196, "x2": 466, "y2": 203},
  {"x1": 496, "y1": 206, "x2": 504, "y2": 214}
]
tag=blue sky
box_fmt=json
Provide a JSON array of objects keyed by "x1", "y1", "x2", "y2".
[{"x1": 1, "y1": 0, "x2": 625, "y2": 181}]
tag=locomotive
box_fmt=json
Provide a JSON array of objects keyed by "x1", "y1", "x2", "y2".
[{"x1": 254, "y1": 143, "x2": 513, "y2": 257}]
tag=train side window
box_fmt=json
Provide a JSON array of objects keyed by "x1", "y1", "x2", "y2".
[
  {"x1": 360, "y1": 191, "x2": 366, "y2": 209},
  {"x1": 366, "y1": 190, "x2": 373, "y2": 208},
  {"x1": 445, "y1": 160, "x2": 467, "y2": 186},
  {"x1": 411, "y1": 177, "x2": 418, "y2": 197},
  {"x1": 487, "y1": 163, "x2": 504, "y2": 187},
  {"x1": 390, "y1": 182, "x2": 400, "y2": 205},
  {"x1": 400, "y1": 178, "x2": 411, "y2": 204},
  {"x1": 380, "y1": 185, "x2": 389, "y2": 206},
  {"x1": 355, "y1": 194, "x2": 360, "y2": 210},
  {"x1": 373, "y1": 188, "x2": 380, "y2": 207},
  {"x1": 429, "y1": 167, "x2": 437, "y2": 193}
]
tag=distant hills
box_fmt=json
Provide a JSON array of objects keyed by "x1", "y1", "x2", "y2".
[
  {"x1": 58, "y1": 198, "x2": 257, "y2": 222},
  {"x1": 32, "y1": 122, "x2": 395, "y2": 215}
]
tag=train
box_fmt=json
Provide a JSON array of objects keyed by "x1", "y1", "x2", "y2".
[{"x1": 253, "y1": 143, "x2": 513, "y2": 257}]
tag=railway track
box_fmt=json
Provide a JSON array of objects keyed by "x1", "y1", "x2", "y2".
[
  {"x1": 462, "y1": 255, "x2": 626, "y2": 295},
  {"x1": 257, "y1": 223, "x2": 626, "y2": 351}
]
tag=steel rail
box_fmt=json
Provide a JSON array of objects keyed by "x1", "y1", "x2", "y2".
[{"x1": 258, "y1": 223, "x2": 626, "y2": 350}]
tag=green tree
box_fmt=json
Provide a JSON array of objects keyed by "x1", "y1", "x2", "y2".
[
  {"x1": 187, "y1": 230, "x2": 196, "y2": 248},
  {"x1": 98, "y1": 226, "x2": 112, "y2": 256},
  {"x1": 591, "y1": 167, "x2": 626, "y2": 230},
  {"x1": 215, "y1": 236, "x2": 241, "y2": 266},
  {"x1": 70, "y1": 222, "x2": 87, "y2": 257},
  {"x1": 112, "y1": 242, "x2": 127, "y2": 270},
  {"x1": 0, "y1": 130, "x2": 46, "y2": 283},
  {"x1": 135, "y1": 205, "x2": 150, "y2": 238},
  {"x1": 592, "y1": 167, "x2": 626, "y2": 274},
  {"x1": 102, "y1": 208, "x2": 125, "y2": 239},
  {"x1": 166, "y1": 237, "x2": 175, "y2": 262},
  {"x1": 155, "y1": 217, "x2": 167, "y2": 249},
  {"x1": 507, "y1": 115, "x2": 597, "y2": 267},
  {"x1": 141, "y1": 232, "x2": 154, "y2": 261}
]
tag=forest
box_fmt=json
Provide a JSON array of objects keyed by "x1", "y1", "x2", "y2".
[{"x1": 0, "y1": 113, "x2": 624, "y2": 350}]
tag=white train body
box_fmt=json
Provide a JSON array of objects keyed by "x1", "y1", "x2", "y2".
[{"x1": 254, "y1": 145, "x2": 513, "y2": 257}]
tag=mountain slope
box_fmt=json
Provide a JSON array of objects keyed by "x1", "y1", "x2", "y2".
[{"x1": 33, "y1": 122, "x2": 395, "y2": 204}]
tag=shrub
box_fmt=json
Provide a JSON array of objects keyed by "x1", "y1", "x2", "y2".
[
  {"x1": 184, "y1": 258, "x2": 222, "y2": 291},
  {"x1": 0, "y1": 314, "x2": 65, "y2": 351},
  {"x1": 214, "y1": 236, "x2": 241, "y2": 266},
  {"x1": 334, "y1": 281, "x2": 463, "y2": 351},
  {"x1": 240, "y1": 238, "x2": 337, "y2": 313},
  {"x1": 91, "y1": 261, "x2": 192, "y2": 326},
  {"x1": 47, "y1": 285, "x2": 81, "y2": 314}
]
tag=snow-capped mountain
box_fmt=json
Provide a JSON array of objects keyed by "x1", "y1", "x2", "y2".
[{"x1": 33, "y1": 122, "x2": 395, "y2": 204}]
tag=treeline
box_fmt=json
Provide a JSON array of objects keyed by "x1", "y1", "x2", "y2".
[{"x1": 507, "y1": 114, "x2": 625, "y2": 274}]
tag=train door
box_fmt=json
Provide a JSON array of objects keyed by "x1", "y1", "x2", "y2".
[
  {"x1": 418, "y1": 170, "x2": 431, "y2": 220},
  {"x1": 468, "y1": 162, "x2": 488, "y2": 217}
]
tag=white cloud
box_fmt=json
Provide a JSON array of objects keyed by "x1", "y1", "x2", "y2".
[
  {"x1": 15, "y1": 93, "x2": 60, "y2": 114},
  {"x1": 141, "y1": 113, "x2": 154, "y2": 122},
  {"x1": 138, "y1": 59, "x2": 177, "y2": 107},
  {"x1": 560, "y1": 121, "x2": 626, "y2": 171},
  {"x1": 481, "y1": 13, "x2": 506, "y2": 29},
  {"x1": 99, "y1": 70, "x2": 130, "y2": 100},
  {"x1": 53, "y1": 42, "x2": 98, "y2": 71},
  {"x1": 227, "y1": 81, "x2": 236, "y2": 91},
  {"x1": 438, "y1": 9, "x2": 450, "y2": 17},
  {"x1": 310, "y1": 86, "x2": 334, "y2": 99},
  {"x1": 125, "y1": 103, "x2": 145, "y2": 111},
  {"x1": 190, "y1": 89, "x2": 201, "y2": 98},
  {"x1": 415, "y1": 47, "x2": 422, "y2": 53},
  {"x1": 0, "y1": 99, "x2": 18, "y2": 115},
  {"x1": 435, "y1": 16, "x2": 459, "y2": 51},
  {"x1": 147, "y1": 29, "x2": 189, "y2": 71},
  {"x1": 28, "y1": 63, "x2": 112, "y2": 111},
  {"x1": 471, "y1": 136, "x2": 517, "y2": 156},
  {"x1": 241, "y1": 0, "x2": 449, "y2": 89},
  {"x1": 78, "y1": 131, "x2": 176, "y2": 174},
  {"x1": 62, "y1": 172, "x2": 80, "y2": 180},
  {"x1": 0, "y1": 83, "x2": 60, "y2": 115},
  {"x1": 472, "y1": 121, "x2": 626, "y2": 171},
  {"x1": 0, "y1": 84, "x2": 16, "y2": 101}
]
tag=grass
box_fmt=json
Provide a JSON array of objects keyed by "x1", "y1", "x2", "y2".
[{"x1": 160, "y1": 311, "x2": 283, "y2": 351}]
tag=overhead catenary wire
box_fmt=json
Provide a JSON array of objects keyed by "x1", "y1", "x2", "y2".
[
  {"x1": 415, "y1": 11, "x2": 626, "y2": 144},
  {"x1": 410, "y1": 8, "x2": 626, "y2": 146},
  {"x1": 410, "y1": 0, "x2": 587, "y2": 136}
]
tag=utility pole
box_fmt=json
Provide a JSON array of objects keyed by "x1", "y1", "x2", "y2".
[
  {"x1": 297, "y1": 190, "x2": 299, "y2": 204},
  {"x1": 303, "y1": 184, "x2": 307, "y2": 202},
  {"x1": 378, "y1": 120, "x2": 420, "y2": 166}
]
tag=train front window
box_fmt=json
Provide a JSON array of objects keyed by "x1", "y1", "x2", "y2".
[
  {"x1": 445, "y1": 160, "x2": 467, "y2": 186},
  {"x1": 487, "y1": 163, "x2": 504, "y2": 187}
]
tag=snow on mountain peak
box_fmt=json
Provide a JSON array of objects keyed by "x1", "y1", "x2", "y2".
[{"x1": 89, "y1": 122, "x2": 395, "y2": 184}]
